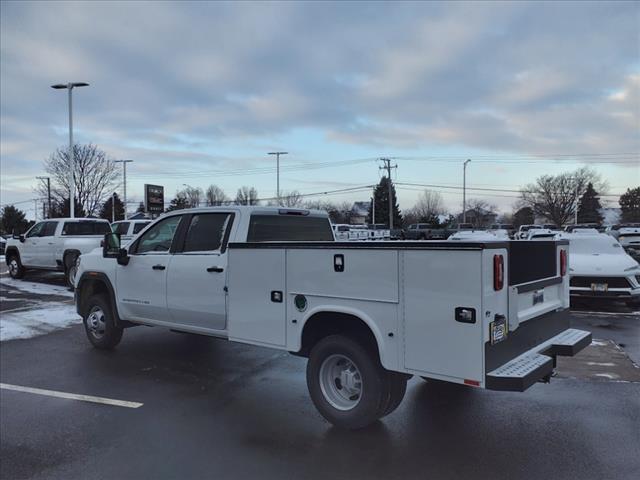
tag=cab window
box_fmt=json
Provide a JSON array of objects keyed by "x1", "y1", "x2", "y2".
[
  {"x1": 135, "y1": 216, "x2": 181, "y2": 254},
  {"x1": 26, "y1": 222, "x2": 45, "y2": 238},
  {"x1": 112, "y1": 222, "x2": 130, "y2": 235},
  {"x1": 181, "y1": 213, "x2": 233, "y2": 253},
  {"x1": 41, "y1": 221, "x2": 58, "y2": 237},
  {"x1": 133, "y1": 222, "x2": 150, "y2": 234}
]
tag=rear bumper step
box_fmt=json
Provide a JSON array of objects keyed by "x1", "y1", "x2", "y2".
[{"x1": 486, "y1": 328, "x2": 591, "y2": 392}]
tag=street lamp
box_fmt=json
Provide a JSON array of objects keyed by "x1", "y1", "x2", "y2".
[
  {"x1": 51, "y1": 82, "x2": 89, "y2": 218},
  {"x1": 268, "y1": 152, "x2": 288, "y2": 206},
  {"x1": 462, "y1": 159, "x2": 471, "y2": 224}
]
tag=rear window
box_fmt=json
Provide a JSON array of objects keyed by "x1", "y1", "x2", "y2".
[
  {"x1": 133, "y1": 222, "x2": 150, "y2": 234},
  {"x1": 62, "y1": 221, "x2": 111, "y2": 236},
  {"x1": 112, "y1": 222, "x2": 130, "y2": 235},
  {"x1": 247, "y1": 215, "x2": 334, "y2": 242}
]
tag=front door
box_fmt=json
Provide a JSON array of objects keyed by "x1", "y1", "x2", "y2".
[
  {"x1": 116, "y1": 215, "x2": 183, "y2": 323},
  {"x1": 166, "y1": 212, "x2": 234, "y2": 331},
  {"x1": 22, "y1": 222, "x2": 45, "y2": 266}
]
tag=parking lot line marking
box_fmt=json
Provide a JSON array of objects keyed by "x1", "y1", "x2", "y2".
[{"x1": 0, "y1": 383, "x2": 143, "y2": 409}]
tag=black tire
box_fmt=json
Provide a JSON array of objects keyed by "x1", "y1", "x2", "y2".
[
  {"x1": 7, "y1": 254, "x2": 26, "y2": 279},
  {"x1": 307, "y1": 335, "x2": 387, "y2": 430},
  {"x1": 380, "y1": 372, "x2": 408, "y2": 417},
  {"x1": 64, "y1": 253, "x2": 79, "y2": 290},
  {"x1": 83, "y1": 294, "x2": 123, "y2": 350}
]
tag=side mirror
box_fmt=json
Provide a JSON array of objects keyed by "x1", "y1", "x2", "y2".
[
  {"x1": 103, "y1": 232, "x2": 122, "y2": 258},
  {"x1": 103, "y1": 232, "x2": 130, "y2": 265},
  {"x1": 18, "y1": 234, "x2": 25, "y2": 243}
]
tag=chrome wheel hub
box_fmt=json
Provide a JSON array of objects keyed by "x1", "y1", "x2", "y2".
[
  {"x1": 9, "y1": 260, "x2": 18, "y2": 276},
  {"x1": 319, "y1": 354, "x2": 363, "y2": 411},
  {"x1": 87, "y1": 307, "x2": 106, "y2": 339}
]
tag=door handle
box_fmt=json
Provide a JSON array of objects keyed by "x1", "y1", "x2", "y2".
[
  {"x1": 152, "y1": 265, "x2": 166, "y2": 270},
  {"x1": 207, "y1": 266, "x2": 224, "y2": 273}
]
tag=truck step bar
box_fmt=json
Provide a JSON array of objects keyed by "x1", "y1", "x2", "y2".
[{"x1": 486, "y1": 328, "x2": 592, "y2": 392}]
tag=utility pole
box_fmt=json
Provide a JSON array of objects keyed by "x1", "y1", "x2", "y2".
[
  {"x1": 36, "y1": 176, "x2": 51, "y2": 218},
  {"x1": 371, "y1": 185, "x2": 376, "y2": 225},
  {"x1": 379, "y1": 158, "x2": 398, "y2": 229},
  {"x1": 575, "y1": 184, "x2": 579, "y2": 224},
  {"x1": 34, "y1": 199, "x2": 38, "y2": 222},
  {"x1": 115, "y1": 160, "x2": 133, "y2": 219},
  {"x1": 112, "y1": 192, "x2": 116, "y2": 223},
  {"x1": 51, "y1": 82, "x2": 89, "y2": 218},
  {"x1": 463, "y1": 159, "x2": 471, "y2": 224},
  {"x1": 268, "y1": 152, "x2": 288, "y2": 206}
]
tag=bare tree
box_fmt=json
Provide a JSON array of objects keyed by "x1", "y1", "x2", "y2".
[
  {"x1": 413, "y1": 189, "x2": 444, "y2": 223},
  {"x1": 280, "y1": 190, "x2": 303, "y2": 207},
  {"x1": 205, "y1": 185, "x2": 228, "y2": 206},
  {"x1": 463, "y1": 199, "x2": 498, "y2": 228},
  {"x1": 235, "y1": 186, "x2": 259, "y2": 205},
  {"x1": 38, "y1": 144, "x2": 119, "y2": 216},
  {"x1": 182, "y1": 186, "x2": 203, "y2": 207},
  {"x1": 520, "y1": 167, "x2": 606, "y2": 226}
]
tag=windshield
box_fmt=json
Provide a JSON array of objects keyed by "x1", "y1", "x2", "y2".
[
  {"x1": 569, "y1": 235, "x2": 623, "y2": 255},
  {"x1": 62, "y1": 221, "x2": 111, "y2": 236}
]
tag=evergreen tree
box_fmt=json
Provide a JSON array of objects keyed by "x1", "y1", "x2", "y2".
[
  {"x1": 366, "y1": 177, "x2": 402, "y2": 227},
  {"x1": 166, "y1": 192, "x2": 190, "y2": 212},
  {"x1": 50, "y1": 198, "x2": 86, "y2": 218},
  {"x1": 0, "y1": 205, "x2": 29, "y2": 234},
  {"x1": 577, "y1": 182, "x2": 603, "y2": 224},
  {"x1": 99, "y1": 193, "x2": 125, "y2": 221},
  {"x1": 619, "y1": 187, "x2": 640, "y2": 223},
  {"x1": 513, "y1": 207, "x2": 534, "y2": 227}
]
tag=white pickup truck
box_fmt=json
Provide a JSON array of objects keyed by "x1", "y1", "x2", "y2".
[
  {"x1": 5, "y1": 217, "x2": 111, "y2": 288},
  {"x1": 75, "y1": 206, "x2": 590, "y2": 429},
  {"x1": 110, "y1": 219, "x2": 152, "y2": 245}
]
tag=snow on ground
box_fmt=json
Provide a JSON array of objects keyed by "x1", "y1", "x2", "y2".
[
  {"x1": 0, "y1": 303, "x2": 81, "y2": 341},
  {"x1": 0, "y1": 277, "x2": 73, "y2": 298}
]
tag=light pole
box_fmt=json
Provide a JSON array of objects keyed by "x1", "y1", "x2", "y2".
[
  {"x1": 115, "y1": 160, "x2": 133, "y2": 219},
  {"x1": 51, "y1": 82, "x2": 89, "y2": 218},
  {"x1": 268, "y1": 152, "x2": 288, "y2": 206},
  {"x1": 462, "y1": 159, "x2": 471, "y2": 224},
  {"x1": 36, "y1": 176, "x2": 51, "y2": 218}
]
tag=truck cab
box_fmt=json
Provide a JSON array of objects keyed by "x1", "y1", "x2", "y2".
[{"x1": 5, "y1": 217, "x2": 111, "y2": 287}]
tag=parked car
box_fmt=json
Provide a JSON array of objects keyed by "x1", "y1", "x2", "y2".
[
  {"x1": 111, "y1": 220, "x2": 152, "y2": 245},
  {"x1": 516, "y1": 224, "x2": 542, "y2": 239},
  {"x1": 0, "y1": 235, "x2": 6, "y2": 256},
  {"x1": 367, "y1": 224, "x2": 390, "y2": 240},
  {"x1": 5, "y1": 218, "x2": 111, "y2": 288},
  {"x1": 404, "y1": 223, "x2": 448, "y2": 240},
  {"x1": 489, "y1": 223, "x2": 516, "y2": 237},
  {"x1": 564, "y1": 223, "x2": 600, "y2": 233},
  {"x1": 75, "y1": 205, "x2": 589, "y2": 429},
  {"x1": 605, "y1": 223, "x2": 640, "y2": 240},
  {"x1": 558, "y1": 232, "x2": 640, "y2": 307},
  {"x1": 526, "y1": 229, "x2": 561, "y2": 241},
  {"x1": 332, "y1": 224, "x2": 351, "y2": 241}
]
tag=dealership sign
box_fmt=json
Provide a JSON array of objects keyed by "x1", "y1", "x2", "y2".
[{"x1": 144, "y1": 184, "x2": 164, "y2": 213}]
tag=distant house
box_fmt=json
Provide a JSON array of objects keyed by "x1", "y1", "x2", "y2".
[
  {"x1": 350, "y1": 201, "x2": 370, "y2": 225},
  {"x1": 457, "y1": 208, "x2": 497, "y2": 228}
]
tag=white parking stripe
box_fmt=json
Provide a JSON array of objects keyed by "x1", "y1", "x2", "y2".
[{"x1": 0, "y1": 383, "x2": 143, "y2": 409}]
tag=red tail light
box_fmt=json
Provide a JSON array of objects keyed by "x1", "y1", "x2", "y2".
[
  {"x1": 493, "y1": 254, "x2": 504, "y2": 291},
  {"x1": 560, "y1": 249, "x2": 567, "y2": 276}
]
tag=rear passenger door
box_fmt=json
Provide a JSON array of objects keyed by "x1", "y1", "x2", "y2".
[{"x1": 166, "y1": 212, "x2": 234, "y2": 332}]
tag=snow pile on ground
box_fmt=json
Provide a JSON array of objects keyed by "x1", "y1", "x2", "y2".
[{"x1": 0, "y1": 303, "x2": 81, "y2": 341}]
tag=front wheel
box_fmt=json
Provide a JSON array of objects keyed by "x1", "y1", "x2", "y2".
[
  {"x1": 7, "y1": 255, "x2": 26, "y2": 279},
  {"x1": 83, "y1": 294, "x2": 123, "y2": 349},
  {"x1": 307, "y1": 335, "x2": 388, "y2": 429}
]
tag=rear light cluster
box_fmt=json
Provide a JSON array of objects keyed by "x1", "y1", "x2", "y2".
[
  {"x1": 560, "y1": 249, "x2": 567, "y2": 276},
  {"x1": 493, "y1": 254, "x2": 504, "y2": 291}
]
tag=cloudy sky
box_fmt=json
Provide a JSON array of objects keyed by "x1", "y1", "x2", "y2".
[{"x1": 1, "y1": 0, "x2": 638, "y2": 218}]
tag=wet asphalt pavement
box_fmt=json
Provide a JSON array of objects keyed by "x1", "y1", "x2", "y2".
[{"x1": 1, "y1": 268, "x2": 639, "y2": 480}]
